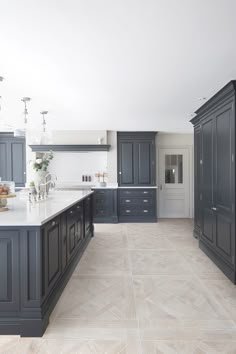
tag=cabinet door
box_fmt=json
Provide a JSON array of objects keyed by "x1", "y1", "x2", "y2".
[
  {"x1": 0, "y1": 231, "x2": 19, "y2": 312},
  {"x1": 0, "y1": 142, "x2": 8, "y2": 181},
  {"x1": 214, "y1": 103, "x2": 235, "y2": 265},
  {"x1": 201, "y1": 116, "x2": 215, "y2": 245},
  {"x1": 61, "y1": 213, "x2": 67, "y2": 272},
  {"x1": 10, "y1": 141, "x2": 26, "y2": 187},
  {"x1": 44, "y1": 218, "x2": 61, "y2": 294},
  {"x1": 194, "y1": 126, "x2": 202, "y2": 230},
  {"x1": 75, "y1": 203, "x2": 83, "y2": 244},
  {"x1": 135, "y1": 141, "x2": 155, "y2": 185},
  {"x1": 118, "y1": 142, "x2": 135, "y2": 185},
  {"x1": 84, "y1": 196, "x2": 93, "y2": 237},
  {"x1": 67, "y1": 209, "x2": 78, "y2": 262}
]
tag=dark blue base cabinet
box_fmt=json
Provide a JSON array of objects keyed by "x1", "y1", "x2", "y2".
[
  {"x1": 93, "y1": 189, "x2": 118, "y2": 223},
  {"x1": 0, "y1": 195, "x2": 94, "y2": 337},
  {"x1": 118, "y1": 188, "x2": 157, "y2": 222}
]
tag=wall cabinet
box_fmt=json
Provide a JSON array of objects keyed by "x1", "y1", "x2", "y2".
[
  {"x1": 92, "y1": 189, "x2": 118, "y2": 223},
  {"x1": 117, "y1": 132, "x2": 156, "y2": 186},
  {"x1": 0, "y1": 133, "x2": 26, "y2": 187},
  {"x1": 191, "y1": 81, "x2": 236, "y2": 283}
]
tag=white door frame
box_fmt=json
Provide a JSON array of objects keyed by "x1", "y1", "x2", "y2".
[{"x1": 157, "y1": 145, "x2": 193, "y2": 218}]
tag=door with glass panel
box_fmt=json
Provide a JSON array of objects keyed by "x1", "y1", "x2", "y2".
[{"x1": 159, "y1": 148, "x2": 190, "y2": 217}]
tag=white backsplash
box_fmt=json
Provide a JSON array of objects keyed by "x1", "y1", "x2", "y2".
[{"x1": 48, "y1": 151, "x2": 108, "y2": 184}]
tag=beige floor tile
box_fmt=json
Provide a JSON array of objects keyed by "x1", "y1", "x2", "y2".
[
  {"x1": 129, "y1": 250, "x2": 191, "y2": 275},
  {"x1": 166, "y1": 234, "x2": 199, "y2": 250},
  {"x1": 133, "y1": 276, "x2": 228, "y2": 321},
  {"x1": 51, "y1": 275, "x2": 136, "y2": 321},
  {"x1": 89, "y1": 232, "x2": 128, "y2": 250},
  {"x1": 141, "y1": 340, "x2": 236, "y2": 354},
  {"x1": 42, "y1": 337, "x2": 141, "y2": 354},
  {"x1": 201, "y1": 278, "x2": 236, "y2": 319},
  {"x1": 139, "y1": 319, "x2": 236, "y2": 340},
  {"x1": 127, "y1": 233, "x2": 173, "y2": 250},
  {"x1": 0, "y1": 337, "x2": 43, "y2": 354},
  {"x1": 181, "y1": 249, "x2": 225, "y2": 277},
  {"x1": 75, "y1": 250, "x2": 131, "y2": 275}
]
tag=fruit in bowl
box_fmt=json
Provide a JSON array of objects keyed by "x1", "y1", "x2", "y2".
[{"x1": 0, "y1": 186, "x2": 10, "y2": 195}]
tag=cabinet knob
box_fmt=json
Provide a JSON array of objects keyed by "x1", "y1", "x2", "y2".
[
  {"x1": 143, "y1": 210, "x2": 148, "y2": 213},
  {"x1": 70, "y1": 210, "x2": 73, "y2": 214},
  {"x1": 119, "y1": 171, "x2": 122, "y2": 175},
  {"x1": 143, "y1": 199, "x2": 148, "y2": 202},
  {"x1": 125, "y1": 199, "x2": 131, "y2": 202},
  {"x1": 77, "y1": 206, "x2": 80, "y2": 209},
  {"x1": 126, "y1": 210, "x2": 131, "y2": 213},
  {"x1": 51, "y1": 220, "x2": 56, "y2": 226},
  {"x1": 143, "y1": 191, "x2": 148, "y2": 194}
]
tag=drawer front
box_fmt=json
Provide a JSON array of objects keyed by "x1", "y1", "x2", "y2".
[
  {"x1": 120, "y1": 197, "x2": 154, "y2": 207},
  {"x1": 94, "y1": 198, "x2": 109, "y2": 207},
  {"x1": 119, "y1": 207, "x2": 155, "y2": 217},
  {"x1": 119, "y1": 189, "x2": 156, "y2": 198},
  {"x1": 94, "y1": 207, "x2": 110, "y2": 217}
]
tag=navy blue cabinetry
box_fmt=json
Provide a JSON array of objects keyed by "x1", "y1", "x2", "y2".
[
  {"x1": 117, "y1": 132, "x2": 157, "y2": 187},
  {"x1": 118, "y1": 188, "x2": 157, "y2": 222},
  {"x1": 93, "y1": 189, "x2": 118, "y2": 223},
  {"x1": 0, "y1": 133, "x2": 26, "y2": 187}
]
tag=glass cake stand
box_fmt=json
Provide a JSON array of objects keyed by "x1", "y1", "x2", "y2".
[{"x1": 0, "y1": 194, "x2": 16, "y2": 212}]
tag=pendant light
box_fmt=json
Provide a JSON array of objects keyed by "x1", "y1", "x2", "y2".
[
  {"x1": 40, "y1": 110, "x2": 52, "y2": 144},
  {"x1": 14, "y1": 96, "x2": 32, "y2": 137}
]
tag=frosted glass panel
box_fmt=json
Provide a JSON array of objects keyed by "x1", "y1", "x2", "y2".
[{"x1": 165, "y1": 155, "x2": 183, "y2": 184}]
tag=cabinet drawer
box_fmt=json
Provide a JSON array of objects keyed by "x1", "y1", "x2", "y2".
[
  {"x1": 94, "y1": 198, "x2": 109, "y2": 207},
  {"x1": 119, "y1": 189, "x2": 156, "y2": 198},
  {"x1": 120, "y1": 197, "x2": 154, "y2": 206},
  {"x1": 95, "y1": 208, "x2": 109, "y2": 217},
  {"x1": 119, "y1": 207, "x2": 155, "y2": 217}
]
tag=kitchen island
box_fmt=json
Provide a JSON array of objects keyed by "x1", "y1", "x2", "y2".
[{"x1": 0, "y1": 190, "x2": 94, "y2": 337}]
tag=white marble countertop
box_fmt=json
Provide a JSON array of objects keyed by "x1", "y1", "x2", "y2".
[
  {"x1": 56, "y1": 182, "x2": 157, "y2": 190},
  {"x1": 0, "y1": 190, "x2": 93, "y2": 227}
]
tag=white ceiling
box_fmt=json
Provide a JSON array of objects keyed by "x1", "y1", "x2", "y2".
[{"x1": 0, "y1": 0, "x2": 236, "y2": 132}]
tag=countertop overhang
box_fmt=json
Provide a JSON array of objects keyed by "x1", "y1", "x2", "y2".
[{"x1": 0, "y1": 190, "x2": 93, "y2": 227}]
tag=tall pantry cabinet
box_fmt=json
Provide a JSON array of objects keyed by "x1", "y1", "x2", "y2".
[{"x1": 191, "y1": 81, "x2": 236, "y2": 283}]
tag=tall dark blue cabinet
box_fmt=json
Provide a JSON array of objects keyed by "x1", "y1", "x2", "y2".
[
  {"x1": 191, "y1": 81, "x2": 236, "y2": 283},
  {"x1": 0, "y1": 133, "x2": 26, "y2": 187},
  {"x1": 117, "y1": 132, "x2": 157, "y2": 222}
]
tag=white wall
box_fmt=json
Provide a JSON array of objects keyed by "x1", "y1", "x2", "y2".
[
  {"x1": 26, "y1": 130, "x2": 108, "y2": 184},
  {"x1": 107, "y1": 131, "x2": 117, "y2": 183},
  {"x1": 49, "y1": 151, "x2": 107, "y2": 184}
]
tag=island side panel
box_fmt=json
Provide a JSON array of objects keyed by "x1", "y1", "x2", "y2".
[{"x1": 0, "y1": 193, "x2": 94, "y2": 337}]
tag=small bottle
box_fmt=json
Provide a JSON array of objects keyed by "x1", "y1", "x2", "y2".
[
  {"x1": 85, "y1": 175, "x2": 88, "y2": 182},
  {"x1": 82, "y1": 175, "x2": 85, "y2": 182}
]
